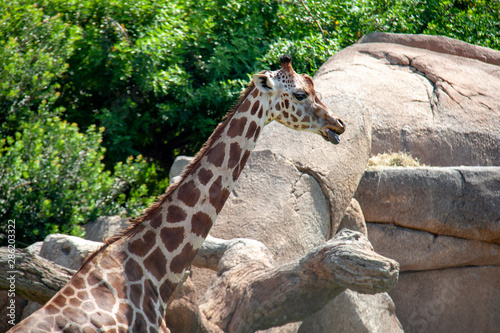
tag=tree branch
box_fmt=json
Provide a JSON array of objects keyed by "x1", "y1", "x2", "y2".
[
  {"x1": 298, "y1": 0, "x2": 326, "y2": 40},
  {"x1": 200, "y1": 229, "x2": 399, "y2": 332},
  {"x1": 0, "y1": 248, "x2": 75, "y2": 304}
]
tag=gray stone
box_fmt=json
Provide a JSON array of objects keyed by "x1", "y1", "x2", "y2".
[
  {"x1": 358, "y1": 32, "x2": 500, "y2": 66},
  {"x1": 299, "y1": 290, "x2": 403, "y2": 333},
  {"x1": 355, "y1": 166, "x2": 500, "y2": 243},
  {"x1": 25, "y1": 241, "x2": 43, "y2": 256},
  {"x1": 338, "y1": 198, "x2": 367, "y2": 237},
  {"x1": 367, "y1": 223, "x2": 500, "y2": 271},
  {"x1": 390, "y1": 267, "x2": 500, "y2": 333},
  {"x1": 84, "y1": 215, "x2": 129, "y2": 242},
  {"x1": 169, "y1": 155, "x2": 194, "y2": 183},
  {"x1": 39, "y1": 234, "x2": 102, "y2": 270},
  {"x1": 319, "y1": 32, "x2": 500, "y2": 166},
  {"x1": 211, "y1": 148, "x2": 331, "y2": 264}
]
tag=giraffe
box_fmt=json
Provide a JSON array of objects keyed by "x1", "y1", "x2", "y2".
[{"x1": 9, "y1": 55, "x2": 345, "y2": 332}]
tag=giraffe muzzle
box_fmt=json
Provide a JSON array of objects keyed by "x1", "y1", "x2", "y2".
[{"x1": 323, "y1": 117, "x2": 345, "y2": 145}]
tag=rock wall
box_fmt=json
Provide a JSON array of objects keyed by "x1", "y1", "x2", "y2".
[
  {"x1": 317, "y1": 32, "x2": 500, "y2": 166},
  {"x1": 343, "y1": 32, "x2": 500, "y2": 332},
  {"x1": 355, "y1": 167, "x2": 500, "y2": 332}
]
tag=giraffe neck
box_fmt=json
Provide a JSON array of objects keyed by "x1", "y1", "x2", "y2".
[
  {"x1": 121, "y1": 84, "x2": 269, "y2": 325},
  {"x1": 9, "y1": 85, "x2": 269, "y2": 333},
  {"x1": 141, "y1": 84, "x2": 268, "y2": 277}
]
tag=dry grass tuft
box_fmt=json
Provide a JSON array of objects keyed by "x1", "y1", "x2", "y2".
[{"x1": 367, "y1": 152, "x2": 423, "y2": 169}]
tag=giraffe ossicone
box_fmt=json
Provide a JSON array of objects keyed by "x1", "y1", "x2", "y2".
[{"x1": 9, "y1": 55, "x2": 344, "y2": 332}]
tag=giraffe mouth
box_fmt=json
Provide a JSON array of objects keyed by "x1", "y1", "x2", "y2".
[{"x1": 325, "y1": 128, "x2": 341, "y2": 145}]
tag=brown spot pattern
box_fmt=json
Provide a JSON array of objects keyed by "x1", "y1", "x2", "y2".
[
  {"x1": 197, "y1": 168, "x2": 213, "y2": 185},
  {"x1": 240, "y1": 150, "x2": 251, "y2": 170},
  {"x1": 62, "y1": 286, "x2": 75, "y2": 297},
  {"x1": 90, "y1": 311, "x2": 116, "y2": 328},
  {"x1": 130, "y1": 284, "x2": 142, "y2": 307},
  {"x1": 166, "y1": 205, "x2": 186, "y2": 223},
  {"x1": 160, "y1": 280, "x2": 176, "y2": 303},
  {"x1": 191, "y1": 212, "x2": 213, "y2": 237},
  {"x1": 128, "y1": 230, "x2": 156, "y2": 257},
  {"x1": 143, "y1": 279, "x2": 159, "y2": 324},
  {"x1": 228, "y1": 142, "x2": 242, "y2": 169},
  {"x1": 253, "y1": 127, "x2": 261, "y2": 141},
  {"x1": 149, "y1": 211, "x2": 163, "y2": 228},
  {"x1": 91, "y1": 283, "x2": 116, "y2": 311},
  {"x1": 245, "y1": 121, "x2": 258, "y2": 140},
  {"x1": 108, "y1": 272, "x2": 127, "y2": 299},
  {"x1": 144, "y1": 247, "x2": 167, "y2": 281},
  {"x1": 53, "y1": 295, "x2": 66, "y2": 308},
  {"x1": 209, "y1": 176, "x2": 231, "y2": 214},
  {"x1": 227, "y1": 117, "x2": 247, "y2": 138},
  {"x1": 250, "y1": 100, "x2": 260, "y2": 115},
  {"x1": 99, "y1": 250, "x2": 127, "y2": 270},
  {"x1": 177, "y1": 180, "x2": 200, "y2": 207},
  {"x1": 81, "y1": 301, "x2": 96, "y2": 313},
  {"x1": 77, "y1": 291, "x2": 89, "y2": 301},
  {"x1": 124, "y1": 258, "x2": 143, "y2": 282},
  {"x1": 88, "y1": 269, "x2": 104, "y2": 286},
  {"x1": 170, "y1": 243, "x2": 197, "y2": 274},
  {"x1": 132, "y1": 312, "x2": 147, "y2": 332},
  {"x1": 45, "y1": 304, "x2": 59, "y2": 315},
  {"x1": 238, "y1": 99, "x2": 252, "y2": 113},
  {"x1": 206, "y1": 142, "x2": 226, "y2": 167},
  {"x1": 69, "y1": 297, "x2": 82, "y2": 308},
  {"x1": 63, "y1": 307, "x2": 87, "y2": 325},
  {"x1": 117, "y1": 303, "x2": 133, "y2": 325},
  {"x1": 160, "y1": 227, "x2": 185, "y2": 252}
]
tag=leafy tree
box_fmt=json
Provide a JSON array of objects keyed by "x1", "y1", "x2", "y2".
[
  {"x1": 0, "y1": 112, "x2": 167, "y2": 246},
  {"x1": 0, "y1": 1, "x2": 167, "y2": 245},
  {"x1": 0, "y1": 1, "x2": 80, "y2": 135}
]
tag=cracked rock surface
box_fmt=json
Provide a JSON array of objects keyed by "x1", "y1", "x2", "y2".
[{"x1": 317, "y1": 32, "x2": 500, "y2": 166}]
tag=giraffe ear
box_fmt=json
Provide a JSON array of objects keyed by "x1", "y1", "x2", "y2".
[{"x1": 252, "y1": 73, "x2": 275, "y2": 93}]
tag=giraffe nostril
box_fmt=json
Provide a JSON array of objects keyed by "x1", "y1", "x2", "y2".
[{"x1": 337, "y1": 118, "x2": 345, "y2": 131}]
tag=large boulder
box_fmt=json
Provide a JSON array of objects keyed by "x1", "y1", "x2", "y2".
[
  {"x1": 84, "y1": 215, "x2": 129, "y2": 242},
  {"x1": 367, "y1": 223, "x2": 500, "y2": 271},
  {"x1": 317, "y1": 32, "x2": 500, "y2": 166},
  {"x1": 390, "y1": 267, "x2": 500, "y2": 332},
  {"x1": 299, "y1": 290, "x2": 402, "y2": 333},
  {"x1": 39, "y1": 234, "x2": 102, "y2": 270},
  {"x1": 355, "y1": 166, "x2": 500, "y2": 243},
  {"x1": 355, "y1": 166, "x2": 500, "y2": 331}
]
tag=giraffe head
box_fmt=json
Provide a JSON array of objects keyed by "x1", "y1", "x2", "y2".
[{"x1": 252, "y1": 55, "x2": 345, "y2": 144}]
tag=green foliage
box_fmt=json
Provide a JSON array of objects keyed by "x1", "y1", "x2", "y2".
[
  {"x1": 1, "y1": 0, "x2": 499, "y2": 244},
  {"x1": 0, "y1": 112, "x2": 167, "y2": 245},
  {"x1": 356, "y1": 0, "x2": 500, "y2": 49},
  {"x1": 0, "y1": 1, "x2": 80, "y2": 134}
]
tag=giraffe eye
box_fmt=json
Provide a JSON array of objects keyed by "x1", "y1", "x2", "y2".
[{"x1": 293, "y1": 92, "x2": 308, "y2": 101}]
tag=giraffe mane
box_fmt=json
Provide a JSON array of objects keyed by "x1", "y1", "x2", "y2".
[{"x1": 78, "y1": 80, "x2": 258, "y2": 271}]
